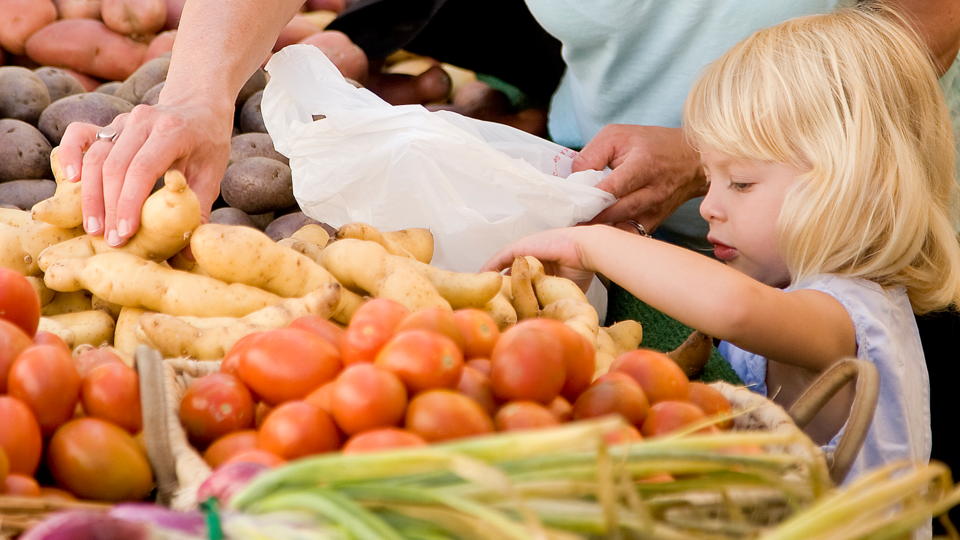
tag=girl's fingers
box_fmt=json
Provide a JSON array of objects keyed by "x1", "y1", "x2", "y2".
[
  {"x1": 58, "y1": 122, "x2": 101, "y2": 182},
  {"x1": 79, "y1": 139, "x2": 113, "y2": 235}
]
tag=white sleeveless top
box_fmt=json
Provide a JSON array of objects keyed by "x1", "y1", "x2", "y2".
[{"x1": 718, "y1": 275, "x2": 931, "y2": 484}]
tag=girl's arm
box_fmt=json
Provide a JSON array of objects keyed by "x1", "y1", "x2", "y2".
[{"x1": 485, "y1": 225, "x2": 856, "y2": 371}]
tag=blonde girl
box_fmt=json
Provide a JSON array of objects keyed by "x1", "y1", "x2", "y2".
[{"x1": 484, "y1": 5, "x2": 960, "y2": 482}]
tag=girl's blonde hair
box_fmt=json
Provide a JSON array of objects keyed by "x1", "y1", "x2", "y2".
[{"x1": 684, "y1": 3, "x2": 960, "y2": 313}]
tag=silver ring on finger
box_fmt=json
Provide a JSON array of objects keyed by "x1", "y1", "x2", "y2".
[{"x1": 95, "y1": 126, "x2": 120, "y2": 143}]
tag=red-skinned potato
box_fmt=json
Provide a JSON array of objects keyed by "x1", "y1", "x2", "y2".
[
  {"x1": 24, "y1": 20, "x2": 147, "y2": 81},
  {"x1": 305, "y1": 0, "x2": 345, "y2": 12},
  {"x1": 145, "y1": 30, "x2": 176, "y2": 62},
  {"x1": 54, "y1": 0, "x2": 102, "y2": 19},
  {"x1": 163, "y1": 0, "x2": 186, "y2": 30},
  {"x1": 298, "y1": 31, "x2": 369, "y2": 82},
  {"x1": 0, "y1": 0, "x2": 57, "y2": 55},
  {"x1": 274, "y1": 15, "x2": 323, "y2": 52},
  {"x1": 101, "y1": 0, "x2": 166, "y2": 36}
]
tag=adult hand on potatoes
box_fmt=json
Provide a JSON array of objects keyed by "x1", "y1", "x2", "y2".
[
  {"x1": 57, "y1": 99, "x2": 232, "y2": 247},
  {"x1": 481, "y1": 227, "x2": 596, "y2": 292},
  {"x1": 575, "y1": 125, "x2": 706, "y2": 230}
]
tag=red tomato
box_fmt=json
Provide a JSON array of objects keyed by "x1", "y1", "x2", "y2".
[
  {"x1": 48, "y1": 418, "x2": 154, "y2": 501},
  {"x1": 304, "y1": 381, "x2": 336, "y2": 415},
  {"x1": 2, "y1": 474, "x2": 40, "y2": 496},
  {"x1": 547, "y1": 396, "x2": 573, "y2": 422},
  {"x1": 494, "y1": 401, "x2": 560, "y2": 432},
  {"x1": 518, "y1": 319, "x2": 595, "y2": 401},
  {"x1": 0, "y1": 446, "x2": 7, "y2": 486},
  {"x1": 233, "y1": 328, "x2": 342, "y2": 405},
  {"x1": 258, "y1": 401, "x2": 340, "y2": 460},
  {"x1": 74, "y1": 347, "x2": 124, "y2": 377},
  {"x1": 254, "y1": 402, "x2": 272, "y2": 429},
  {"x1": 331, "y1": 364, "x2": 407, "y2": 435},
  {"x1": 465, "y1": 358, "x2": 491, "y2": 377},
  {"x1": 32, "y1": 331, "x2": 69, "y2": 350},
  {"x1": 686, "y1": 382, "x2": 734, "y2": 430},
  {"x1": 289, "y1": 315, "x2": 345, "y2": 349},
  {"x1": 604, "y1": 425, "x2": 644, "y2": 446},
  {"x1": 340, "y1": 298, "x2": 409, "y2": 365},
  {"x1": 641, "y1": 401, "x2": 708, "y2": 438},
  {"x1": 179, "y1": 373, "x2": 255, "y2": 447},
  {"x1": 490, "y1": 320, "x2": 566, "y2": 404},
  {"x1": 81, "y1": 362, "x2": 142, "y2": 433},
  {"x1": 395, "y1": 307, "x2": 466, "y2": 350},
  {"x1": 39, "y1": 486, "x2": 77, "y2": 501},
  {"x1": 0, "y1": 268, "x2": 41, "y2": 336},
  {"x1": 0, "y1": 396, "x2": 42, "y2": 475},
  {"x1": 223, "y1": 449, "x2": 286, "y2": 468},
  {"x1": 405, "y1": 390, "x2": 494, "y2": 442},
  {"x1": 456, "y1": 365, "x2": 497, "y2": 415},
  {"x1": 8, "y1": 344, "x2": 81, "y2": 435},
  {"x1": 203, "y1": 430, "x2": 259, "y2": 469},
  {"x1": 375, "y1": 329, "x2": 464, "y2": 393},
  {"x1": 0, "y1": 319, "x2": 32, "y2": 393},
  {"x1": 611, "y1": 349, "x2": 689, "y2": 404},
  {"x1": 453, "y1": 309, "x2": 500, "y2": 359},
  {"x1": 573, "y1": 374, "x2": 650, "y2": 427},
  {"x1": 342, "y1": 428, "x2": 427, "y2": 454}
]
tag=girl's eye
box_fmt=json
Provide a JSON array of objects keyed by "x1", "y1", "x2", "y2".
[{"x1": 729, "y1": 181, "x2": 752, "y2": 192}]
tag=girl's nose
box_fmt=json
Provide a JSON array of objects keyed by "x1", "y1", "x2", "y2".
[{"x1": 699, "y1": 182, "x2": 724, "y2": 222}]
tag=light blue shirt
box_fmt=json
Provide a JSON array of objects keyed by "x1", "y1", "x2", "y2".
[{"x1": 719, "y1": 274, "x2": 931, "y2": 485}]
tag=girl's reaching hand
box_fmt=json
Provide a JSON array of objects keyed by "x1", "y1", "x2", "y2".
[{"x1": 481, "y1": 226, "x2": 597, "y2": 291}]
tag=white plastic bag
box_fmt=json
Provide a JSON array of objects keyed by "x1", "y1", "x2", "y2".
[{"x1": 262, "y1": 45, "x2": 615, "y2": 272}]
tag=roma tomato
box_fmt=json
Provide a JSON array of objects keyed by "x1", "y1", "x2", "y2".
[
  {"x1": 289, "y1": 315, "x2": 345, "y2": 349},
  {"x1": 465, "y1": 358, "x2": 491, "y2": 377},
  {"x1": 340, "y1": 298, "x2": 409, "y2": 365},
  {"x1": 517, "y1": 318, "x2": 595, "y2": 401},
  {"x1": 494, "y1": 401, "x2": 560, "y2": 432},
  {"x1": 0, "y1": 268, "x2": 41, "y2": 337},
  {"x1": 405, "y1": 390, "x2": 494, "y2": 442},
  {"x1": 2, "y1": 474, "x2": 40, "y2": 496},
  {"x1": 375, "y1": 329, "x2": 464, "y2": 393},
  {"x1": 573, "y1": 374, "x2": 650, "y2": 427},
  {"x1": 453, "y1": 309, "x2": 500, "y2": 359},
  {"x1": 686, "y1": 382, "x2": 733, "y2": 430},
  {"x1": 203, "y1": 430, "x2": 259, "y2": 469},
  {"x1": 611, "y1": 349, "x2": 689, "y2": 404},
  {"x1": 223, "y1": 449, "x2": 285, "y2": 468},
  {"x1": 47, "y1": 418, "x2": 154, "y2": 501},
  {"x1": 75, "y1": 347, "x2": 124, "y2": 377},
  {"x1": 395, "y1": 307, "x2": 465, "y2": 350},
  {"x1": 455, "y1": 365, "x2": 497, "y2": 415},
  {"x1": 304, "y1": 381, "x2": 336, "y2": 415},
  {"x1": 7, "y1": 344, "x2": 81, "y2": 435},
  {"x1": 0, "y1": 446, "x2": 7, "y2": 486},
  {"x1": 490, "y1": 320, "x2": 566, "y2": 404},
  {"x1": 641, "y1": 401, "x2": 708, "y2": 438},
  {"x1": 0, "y1": 318, "x2": 32, "y2": 393},
  {"x1": 342, "y1": 428, "x2": 427, "y2": 454},
  {"x1": 179, "y1": 373, "x2": 255, "y2": 447},
  {"x1": 81, "y1": 362, "x2": 142, "y2": 433},
  {"x1": 331, "y1": 364, "x2": 407, "y2": 435},
  {"x1": 257, "y1": 401, "x2": 340, "y2": 460},
  {"x1": 0, "y1": 396, "x2": 42, "y2": 475},
  {"x1": 234, "y1": 328, "x2": 342, "y2": 405},
  {"x1": 39, "y1": 486, "x2": 77, "y2": 501}
]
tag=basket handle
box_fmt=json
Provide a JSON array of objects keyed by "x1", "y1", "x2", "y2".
[
  {"x1": 136, "y1": 345, "x2": 178, "y2": 506},
  {"x1": 786, "y1": 358, "x2": 879, "y2": 484}
]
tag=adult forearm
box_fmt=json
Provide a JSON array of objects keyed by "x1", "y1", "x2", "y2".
[
  {"x1": 885, "y1": 0, "x2": 960, "y2": 76},
  {"x1": 161, "y1": 0, "x2": 305, "y2": 109}
]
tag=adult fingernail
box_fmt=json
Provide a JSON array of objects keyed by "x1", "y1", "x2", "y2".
[
  {"x1": 65, "y1": 165, "x2": 78, "y2": 181},
  {"x1": 106, "y1": 229, "x2": 121, "y2": 247},
  {"x1": 84, "y1": 216, "x2": 102, "y2": 234},
  {"x1": 117, "y1": 218, "x2": 131, "y2": 237}
]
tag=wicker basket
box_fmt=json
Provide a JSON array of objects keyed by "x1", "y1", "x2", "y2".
[{"x1": 0, "y1": 495, "x2": 111, "y2": 537}]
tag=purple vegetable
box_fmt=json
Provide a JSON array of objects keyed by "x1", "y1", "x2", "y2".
[
  {"x1": 197, "y1": 461, "x2": 268, "y2": 506},
  {"x1": 109, "y1": 503, "x2": 206, "y2": 535},
  {"x1": 21, "y1": 510, "x2": 147, "y2": 540}
]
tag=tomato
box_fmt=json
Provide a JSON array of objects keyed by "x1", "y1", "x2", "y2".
[
  {"x1": 0, "y1": 318, "x2": 32, "y2": 393},
  {"x1": 340, "y1": 298, "x2": 409, "y2": 365},
  {"x1": 0, "y1": 268, "x2": 41, "y2": 337},
  {"x1": 490, "y1": 320, "x2": 566, "y2": 404},
  {"x1": 611, "y1": 349, "x2": 689, "y2": 404},
  {"x1": 641, "y1": 401, "x2": 708, "y2": 438},
  {"x1": 257, "y1": 401, "x2": 340, "y2": 459},
  {"x1": 254, "y1": 402, "x2": 272, "y2": 428},
  {"x1": 48, "y1": 418, "x2": 154, "y2": 501},
  {"x1": 0, "y1": 447, "x2": 7, "y2": 486},
  {"x1": 0, "y1": 396, "x2": 42, "y2": 475},
  {"x1": 375, "y1": 329, "x2": 464, "y2": 393},
  {"x1": 234, "y1": 328, "x2": 342, "y2": 405},
  {"x1": 395, "y1": 307, "x2": 466, "y2": 350},
  {"x1": 32, "y1": 331, "x2": 69, "y2": 350},
  {"x1": 573, "y1": 374, "x2": 650, "y2": 426},
  {"x1": 686, "y1": 382, "x2": 733, "y2": 430},
  {"x1": 465, "y1": 358, "x2": 491, "y2": 377},
  {"x1": 7, "y1": 344, "x2": 81, "y2": 435},
  {"x1": 342, "y1": 428, "x2": 427, "y2": 454},
  {"x1": 456, "y1": 365, "x2": 497, "y2": 415},
  {"x1": 453, "y1": 309, "x2": 500, "y2": 359},
  {"x1": 604, "y1": 425, "x2": 643, "y2": 446},
  {"x1": 304, "y1": 381, "x2": 336, "y2": 415},
  {"x1": 81, "y1": 362, "x2": 142, "y2": 433},
  {"x1": 547, "y1": 396, "x2": 573, "y2": 422},
  {"x1": 518, "y1": 319, "x2": 595, "y2": 401},
  {"x1": 331, "y1": 364, "x2": 407, "y2": 435},
  {"x1": 39, "y1": 486, "x2": 77, "y2": 501},
  {"x1": 223, "y1": 449, "x2": 285, "y2": 468},
  {"x1": 75, "y1": 347, "x2": 124, "y2": 377},
  {"x1": 494, "y1": 401, "x2": 560, "y2": 431},
  {"x1": 289, "y1": 315, "x2": 345, "y2": 349},
  {"x1": 405, "y1": 390, "x2": 494, "y2": 442},
  {"x1": 2, "y1": 474, "x2": 40, "y2": 496},
  {"x1": 179, "y1": 373, "x2": 255, "y2": 447},
  {"x1": 203, "y1": 430, "x2": 259, "y2": 469}
]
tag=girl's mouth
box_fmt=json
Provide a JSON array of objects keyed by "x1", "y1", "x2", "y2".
[{"x1": 709, "y1": 239, "x2": 738, "y2": 261}]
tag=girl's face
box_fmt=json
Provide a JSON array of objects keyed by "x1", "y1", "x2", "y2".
[{"x1": 698, "y1": 147, "x2": 802, "y2": 287}]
